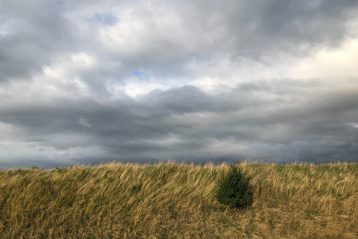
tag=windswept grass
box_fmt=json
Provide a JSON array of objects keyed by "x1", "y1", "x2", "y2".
[{"x1": 0, "y1": 162, "x2": 357, "y2": 238}]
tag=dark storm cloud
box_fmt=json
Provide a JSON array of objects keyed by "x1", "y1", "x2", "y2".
[{"x1": 1, "y1": 82, "x2": 358, "y2": 167}]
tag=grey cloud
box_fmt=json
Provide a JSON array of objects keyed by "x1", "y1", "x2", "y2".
[
  {"x1": 2, "y1": 0, "x2": 358, "y2": 85},
  {"x1": 1, "y1": 81, "x2": 357, "y2": 167},
  {"x1": 84, "y1": 0, "x2": 358, "y2": 83},
  {"x1": 101, "y1": 0, "x2": 358, "y2": 90},
  {"x1": 0, "y1": 0, "x2": 77, "y2": 81},
  {"x1": 181, "y1": 0, "x2": 357, "y2": 55},
  {"x1": 1, "y1": 0, "x2": 358, "y2": 167}
]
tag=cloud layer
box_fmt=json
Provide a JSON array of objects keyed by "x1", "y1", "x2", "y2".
[{"x1": 1, "y1": 0, "x2": 358, "y2": 167}]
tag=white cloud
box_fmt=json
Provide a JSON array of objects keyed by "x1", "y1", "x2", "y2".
[
  {"x1": 0, "y1": 52, "x2": 97, "y2": 107},
  {"x1": 290, "y1": 37, "x2": 358, "y2": 80}
]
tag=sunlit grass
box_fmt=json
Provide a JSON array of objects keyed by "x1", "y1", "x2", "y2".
[{"x1": 0, "y1": 162, "x2": 357, "y2": 238}]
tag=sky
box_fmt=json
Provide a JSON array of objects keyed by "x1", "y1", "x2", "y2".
[{"x1": 1, "y1": 0, "x2": 358, "y2": 167}]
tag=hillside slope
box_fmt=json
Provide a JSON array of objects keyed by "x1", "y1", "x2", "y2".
[{"x1": 0, "y1": 163, "x2": 357, "y2": 238}]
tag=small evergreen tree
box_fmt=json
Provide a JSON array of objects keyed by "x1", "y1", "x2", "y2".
[{"x1": 215, "y1": 166, "x2": 253, "y2": 208}]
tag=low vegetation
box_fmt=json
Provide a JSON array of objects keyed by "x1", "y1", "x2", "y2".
[
  {"x1": 0, "y1": 162, "x2": 357, "y2": 238},
  {"x1": 215, "y1": 166, "x2": 253, "y2": 208}
]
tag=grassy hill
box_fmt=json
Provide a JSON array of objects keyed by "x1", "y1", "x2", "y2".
[{"x1": 0, "y1": 162, "x2": 357, "y2": 238}]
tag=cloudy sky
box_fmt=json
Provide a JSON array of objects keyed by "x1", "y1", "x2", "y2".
[{"x1": 1, "y1": 0, "x2": 358, "y2": 167}]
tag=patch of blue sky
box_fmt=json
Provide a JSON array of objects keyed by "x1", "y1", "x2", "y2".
[
  {"x1": 131, "y1": 69, "x2": 148, "y2": 80},
  {"x1": 88, "y1": 12, "x2": 119, "y2": 26}
]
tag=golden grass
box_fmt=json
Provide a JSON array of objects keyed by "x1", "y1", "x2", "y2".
[{"x1": 0, "y1": 162, "x2": 357, "y2": 238}]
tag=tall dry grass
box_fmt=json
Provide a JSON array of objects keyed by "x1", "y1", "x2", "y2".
[{"x1": 0, "y1": 162, "x2": 357, "y2": 238}]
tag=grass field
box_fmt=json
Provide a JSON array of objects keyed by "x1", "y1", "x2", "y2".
[{"x1": 0, "y1": 162, "x2": 357, "y2": 238}]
